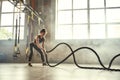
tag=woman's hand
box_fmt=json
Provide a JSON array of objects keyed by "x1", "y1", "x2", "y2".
[
  {"x1": 36, "y1": 44, "x2": 41, "y2": 49},
  {"x1": 36, "y1": 44, "x2": 46, "y2": 53},
  {"x1": 42, "y1": 48, "x2": 46, "y2": 53}
]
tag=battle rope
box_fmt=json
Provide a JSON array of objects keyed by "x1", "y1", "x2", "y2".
[{"x1": 45, "y1": 42, "x2": 120, "y2": 72}]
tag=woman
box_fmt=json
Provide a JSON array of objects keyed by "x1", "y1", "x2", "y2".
[{"x1": 28, "y1": 29, "x2": 47, "y2": 67}]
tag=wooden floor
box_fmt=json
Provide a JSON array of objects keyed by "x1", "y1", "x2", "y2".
[{"x1": 0, "y1": 63, "x2": 120, "y2": 80}]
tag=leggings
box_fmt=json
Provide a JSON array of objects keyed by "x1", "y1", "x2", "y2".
[{"x1": 28, "y1": 42, "x2": 45, "y2": 63}]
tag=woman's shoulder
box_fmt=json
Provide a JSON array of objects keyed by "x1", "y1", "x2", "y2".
[
  {"x1": 35, "y1": 35, "x2": 41, "y2": 39},
  {"x1": 37, "y1": 35, "x2": 41, "y2": 37}
]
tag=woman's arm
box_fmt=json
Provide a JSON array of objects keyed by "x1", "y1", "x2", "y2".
[
  {"x1": 35, "y1": 36, "x2": 41, "y2": 49},
  {"x1": 42, "y1": 41, "x2": 44, "y2": 49},
  {"x1": 42, "y1": 41, "x2": 46, "y2": 53}
]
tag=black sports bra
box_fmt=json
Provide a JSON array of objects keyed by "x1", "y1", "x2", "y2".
[{"x1": 34, "y1": 35, "x2": 45, "y2": 43}]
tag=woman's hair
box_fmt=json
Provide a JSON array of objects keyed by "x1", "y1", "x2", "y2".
[{"x1": 40, "y1": 29, "x2": 46, "y2": 33}]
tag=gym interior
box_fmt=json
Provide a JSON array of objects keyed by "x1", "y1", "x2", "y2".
[{"x1": 0, "y1": 0, "x2": 120, "y2": 80}]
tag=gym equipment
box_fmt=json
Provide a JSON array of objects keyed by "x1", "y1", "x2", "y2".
[
  {"x1": 45, "y1": 42, "x2": 120, "y2": 72},
  {"x1": 13, "y1": 18, "x2": 19, "y2": 57},
  {"x1": 8, "y1": 0, "x2": 45, "y2": 59},
  {"x1": 8, "y1": 0, "x2": 44, "y2": 23},
  {"x1": 13, "y1": 0, "x2": 22, "y2": 58},
  {"x1": 25, "y1": 15, "x2": 30, "y2": 59}
]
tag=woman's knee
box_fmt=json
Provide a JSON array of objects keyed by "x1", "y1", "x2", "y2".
[
  {"x1": 38, "y1": 49, "x2": 43, "y2": 55},
  {"x1": 30, "y1": 42, "x2": 34, "y2": 47}
]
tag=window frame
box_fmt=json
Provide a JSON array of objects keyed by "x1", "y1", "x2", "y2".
[
  {"x1": 0, "y1": 0, "x2": 25, "y2": 40},
  {"x1": 55, "y1": 0, "x2": 120, "y2": 40}
]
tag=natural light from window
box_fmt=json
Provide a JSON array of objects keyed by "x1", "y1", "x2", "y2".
[
  {"x1": 56, "y1": 0, "x2": 120, "y2": 40},
  {"x1": 0, "y1": 1, "x2": 25, "y2": 40}
]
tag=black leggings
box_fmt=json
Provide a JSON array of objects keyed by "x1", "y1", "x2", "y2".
[{"x1": 28, "y1": 42, "x2": 45, "y2": 63}]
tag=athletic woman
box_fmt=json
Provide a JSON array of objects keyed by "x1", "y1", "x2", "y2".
[{"x1": 28, "y1": 29, "x2": 47, "y2": 67}]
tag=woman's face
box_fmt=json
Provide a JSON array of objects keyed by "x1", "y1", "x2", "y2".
[{"x1": 40, "y1": 32, "x2": 45, "y2": 37}]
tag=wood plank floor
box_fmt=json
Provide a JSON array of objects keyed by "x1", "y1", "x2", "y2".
[{"x1": 0, "y1": 64, "x2": 120, "y2": 80}]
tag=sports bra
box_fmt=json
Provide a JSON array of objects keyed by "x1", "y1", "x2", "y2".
[{"x1": 34, "y1": 35, "x2": 45, "y2": 43}]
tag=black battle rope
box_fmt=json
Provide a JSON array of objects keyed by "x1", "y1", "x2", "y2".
[{"x1": 45, "y1": 42, "x2": 120, "y2": 72}]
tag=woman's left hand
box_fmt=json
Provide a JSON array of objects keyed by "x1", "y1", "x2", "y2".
[{"x1": 42, "y1": 48, "x2": 46, "y2": 54}]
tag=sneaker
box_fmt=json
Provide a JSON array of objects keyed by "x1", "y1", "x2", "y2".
[
  {"x1": 42, "y1": 63, "x2": 47, "y2": 66},
  {"x1": 28, "y1": 63, "x2": 32, "y2": 67}
]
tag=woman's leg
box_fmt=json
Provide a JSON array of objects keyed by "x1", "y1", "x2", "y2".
[
  {"x1": 33, "y1": 45, "x2": 45, "y2": 63},
  {"x1": 28, "y1": 42, "x2": 46, "y2": 66},
  {"x1": 28, "y1": 42, "x2": 35, "y2": 66},
  {"x1": 28, "y1": 43, "x2": 34, "y2": 62}
]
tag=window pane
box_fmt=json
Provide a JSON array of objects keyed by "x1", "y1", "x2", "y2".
[
  {"x1": 106, "y1": 9, "x2": 120, "y2": 23},
  {"x1": 73, "y1": 25, "x2": 88, "y2": 39},
  {"x1": 106, "y1": 0, "x2": 120, "y2": 7},
  {"x1": 56, "y1": 25, "x2": 72, "y2": 39},
  {"x1": 90, "y1": 0, "x2": 104, "y2": 8},
  {"x1": 90, "y1": 10, "x2": 105, "y2": 23},
  {"x1": 0, "y1": 27, "x2": 24, "y2": 40},
  {"x1": 0, "y1": 27, "x2": 12, "y2": 40},
  {"x1": 58, "y1": 11, "x2": 72, "y2": 24},
  {"x1": 73, "y1": 0, "x2": 87, "y2": 9},
  {"x1": 14, "y1": 13, "x2": 25, "y2": 25},
  {"x1": 1, "y1": 14, "x2": 13, "y2": 26},
  {"x1": 2, "y1": 1, "x2": 14, "y2": 12},
  {"x1": 108, "y1": 25, "x2": 120, "y2": 38},
  {"x1": 73, "y1": 10, "x2": 87, "y2": 24},
  {"x1": 58, "y1": 0, "x2": 72, "y2": 10},
  {"x1": 90, "y1": 24, "x2": 106, "y2": 39},
  {"x1": 1, "y1": 13, "x2": 25, "y2": 26}
]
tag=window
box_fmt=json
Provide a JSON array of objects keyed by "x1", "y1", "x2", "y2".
[
  {"x1": 73, "y1": 25, "x2": 88, "y2": 39},
  {"x1": 108, "y1": 25, "x2": 120, "y2": 38},
  {"x1": 90, "y1": 0, "x2": 104, "y2": 8},
  {"x1": 2, "y1": 1, "x2": 14, "y2": 12},
  {"x1": 106, "y1": 9, "x2": 120, "y2": 23},
  {"x1": 73, "y1": 10, "x2": 88, "y2": 24},
  {"x1": 56, "y1": 0, "x2": 120, "y2": 39},
  {"x1": 73, "y1": 0, "x2": 87, "y2": 9},
  {"x1": 58, "y1": 11, "x2": 72, "y2": 24},
  {"x1": 0, "y1": 1, "x2": 25, "y2": 40},
  {"x1": 58, "y1": 0, "x2": 72, "y2": 10},
  {"x1": 90, "y1": 24, "x2": 106, "y2": 39},
  {"x1": 106, "y1": 0, "x2": 120, "y2": 7},
  {"x1": 90, "y1": 10, "x2": 105, "y2": 23}
]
